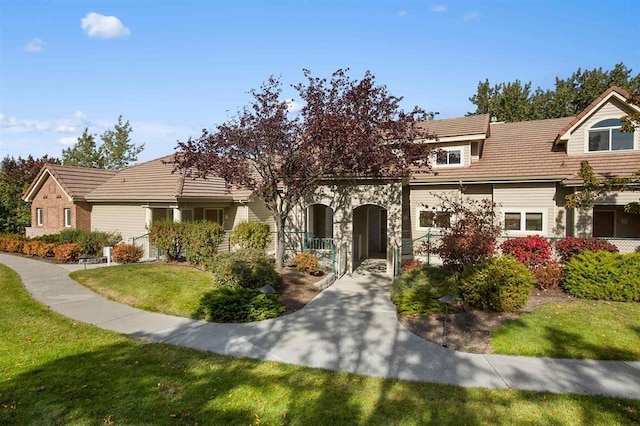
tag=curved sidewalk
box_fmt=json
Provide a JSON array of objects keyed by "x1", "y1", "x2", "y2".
[{"x1": 2, "y1": 253, "x2": 639, "y2": 399}]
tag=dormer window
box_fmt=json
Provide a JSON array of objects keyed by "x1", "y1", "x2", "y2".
[
  {"x1": 434, "y1": 147, "x2": 462, "y2": 166},
  {"x1": 588, "y1": 119, "x2": 634, "y2": 152}
]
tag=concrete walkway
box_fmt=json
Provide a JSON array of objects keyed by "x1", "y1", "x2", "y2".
[{"x1": 2, "y1": 253, "x2": 639, "y2": 399}]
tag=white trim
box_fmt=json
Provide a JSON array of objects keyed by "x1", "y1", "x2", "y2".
[
  {"x1": 24, "y1": 169, "x2": 73, "y2": 202},
  {"x1": 432, "y1": 146, "x2": 464, "y2": 168},
  {"x1": 501, "y1": 208, "x2": 546, "y2": 235},
  {"x1": 64, "y1": 208, "x2": 71, "y2": 227},
  {"x1": 417, "y1": 133, "x2": 486, "y2": 144},
  {"x1": 36, "y1": 208, "x2": 43, "y2": 227}
]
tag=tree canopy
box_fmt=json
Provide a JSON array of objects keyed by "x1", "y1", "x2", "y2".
[
  {"x1": 0, "y1": 155, "x2": 60, "y2": 233},
  {"x1": 175, "y1": 69, "x2": 434, "y2": 268},
  {"x1": 468, "y1": 63, "x2": 640, "y2": 122},
  {"x1": 62, "y1": 116, "x2": 144, "y2": 169}
]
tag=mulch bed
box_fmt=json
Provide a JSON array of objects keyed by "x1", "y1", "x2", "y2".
[
  {"x1": 277, "y1": 267, "x2": 323, "y2": 314},
  {"x1": 399, "y1": 288, "x2": 575, "y2": 353}
]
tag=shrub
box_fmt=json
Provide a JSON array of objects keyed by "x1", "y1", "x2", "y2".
[
  {"x1": 148, "y1": 221, "x2": 185, "y2": 261},
  {"x1": 555, "y1": 237, "x2": 618, "y2": 264},
  {"x1": 4, "y1": 238, "x2": 24, "y2": 253},
  {"x1": 532, "y1": 261, "x2": 563, "y2": 290},
  {"x1": 111, "y1": 244, "x2": 143, "y2": 264},
  {"x1": 460, "y1": 256, "x2": 534, "y2": 312},
  {"x1": 426, "y1": 196, "x2": 502, "y2": 271},
  {"x1": 561, "y1": 251, "x2": 640, "y2": 302},
  {"x1": 36, "y1": 243, "x2": 56, "y2": 258},
  {"x1": 56, "y1": 229, "x2": 122, "y2": 256},
  {"x1": 230, "y1": 221, "x2": 272, "y2": 250},
  {"x1": 500, "y1": 235, "x2": 552, "y2": 269},
  {"x1": 194, "y1": 287, "x2": 284, "y2": 322},
  {"x1": 205, "y1": 249, "x2": 278, "y2": 289},
  {"x1": 183, "y1": 220, "x2": 226, "y2": 265},
  {"x1": 391, "y1": 266, "x2": 458, "y2": 316},
  {"x1": 401, "y1": 259, "x2": 424, "y2": 273},
  {"x1": 53, "y1": 242, "x2": 82, "y2": 262},
  {"x1": 291, "y1": 252, "x2": 320, "y2": 273},
  {"x1": 22, "y1": 240, "x2": 43, "y2": 257}
]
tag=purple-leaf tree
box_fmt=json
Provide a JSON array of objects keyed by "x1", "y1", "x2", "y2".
[{"x1": 175, "y1": 69, "x2": 434, "y2": 269}]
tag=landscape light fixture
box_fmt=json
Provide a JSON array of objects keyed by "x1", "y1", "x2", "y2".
[{"x1": 438, "y1": 294, "x2": 455, "y2": 347}]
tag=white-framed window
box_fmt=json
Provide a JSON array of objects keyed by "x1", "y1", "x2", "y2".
[
  {"x1": 417, "y1": 208, "x2": 452, "y2": 230},
  {"x1": 434, "y1": 147, "x2": 463, "y2": 167},
  {"x1": 204, "y1": 208, "x2": 224, "y2": 225},
  {"x1": 64, "y1": 208, "x2": 71, "y2": 227},
  {"x1": 503, "y1": 210, "x2": 544, "y2": 233},
  {"x1": 36, "y1": 208, "x2": 43, "y2": 226},
  {"x1": 588, "y1": 118, "x2": 634, "y2": 152}
]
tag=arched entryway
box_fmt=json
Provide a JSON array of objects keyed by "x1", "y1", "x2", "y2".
[{"x1": 352, "y1": 204, "x2": 387, "y2": 269}]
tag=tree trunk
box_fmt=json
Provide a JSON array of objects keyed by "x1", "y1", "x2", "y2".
[{"x1": 274, "y1": 214, "x2": 286, "y2": 270}]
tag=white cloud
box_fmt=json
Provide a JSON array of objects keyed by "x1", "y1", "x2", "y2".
[
  {"x1": 432, "y1": 5, "x2": 447, "y2": 13},
  {"x1": 24, "y1": 38, "x2": 45, "y2": 53},
  {"x1": 55, "y1": 125, "x2": 77, "y2": 133},
  {"x1": 285, "y1": 99, "x2": 302, "y2": 113},
  {"x1": 59, "y1": 136, "x2": 78, "y2": 146},
  {"x1": 81, "y1": 12, "x2": 131, "y2": 39},
  {"x1": 398, "y1": 9, "x2": 407, "y2": 17},
  {"x1": 463, "y1": 11, "x2": 479, "y2": 22}
]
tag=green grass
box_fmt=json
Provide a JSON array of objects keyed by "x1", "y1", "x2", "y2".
[
  {"x1": 1, "y1": 264, "x2": 639, "y2": 424},
  {"x1": 492, "y1": 300, "x2": 640, "y2": 360},
  {"x1": 70, "y1": 263, "x2": 213, "y2": 318}
]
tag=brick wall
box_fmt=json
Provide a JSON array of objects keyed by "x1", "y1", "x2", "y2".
[{"x1": 29, "y1": 174, "x2": 75, "y2": 235}]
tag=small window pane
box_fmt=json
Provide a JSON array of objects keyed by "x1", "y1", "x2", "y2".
[
  {"x1": 525, "y1": 213, "x2": 543, "y2": 231},
  {"x1": 589, "y1": 130, "x2": 609, "y2": 151},
  {"x1": 434, "y1": 212, "x2": 451, "y2": 228},
  {"x1": 36, "y1": 208, "x2": 43, "y2": 226},
  {"x1": 419, "y1": 210, "x2": 435, "y2": 227},
  {"x1": 64, "y1": 208, "x2": 71, "y2": 227},
  {"x1": 611, "y1": 129, "x2": 634, "y2": 150},
  {"x1": 435, "y1": 151, "x2": 448, "y2": 165},
  {"x1": 505, "y1": 213, "x2": 521, "y2": 231},
  {"x1": 592, "y1": 119, "x2": 622, "y2": 128},
  {"x1": 448, "y1": 150, "x2": 461, "y2": 164}
]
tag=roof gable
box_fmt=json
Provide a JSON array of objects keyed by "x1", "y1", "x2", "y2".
[
  {"x1": 415, "y1": 113, "x2": 490, "y2": 142},
  {"x1": 23, "y1": 164, "x2": 116, "y2": 202}
]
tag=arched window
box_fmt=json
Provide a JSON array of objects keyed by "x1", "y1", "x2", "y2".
[{"x1": 588, "y1": 119, "x2": 634, "y2": 152}]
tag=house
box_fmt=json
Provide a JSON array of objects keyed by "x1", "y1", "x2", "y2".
[{"x1": 23, "y1": 86, "x2": 640, "y2": 276}]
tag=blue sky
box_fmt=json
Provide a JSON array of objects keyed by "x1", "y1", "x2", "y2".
[{"x1": 1, "y1": 1, "x2": 639, "y2": 163}]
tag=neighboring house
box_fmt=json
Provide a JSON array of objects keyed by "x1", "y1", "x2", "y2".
[
  {"x1": 22, "y1": 165, "x2": 117, "y2": 237},
  {"x1": 22, "y1": 86, "x2": 640, "y2": 275}
]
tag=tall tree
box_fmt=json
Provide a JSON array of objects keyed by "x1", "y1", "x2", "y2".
[
  {"x1": 62, "y1": 116, "x2": 144, "y2": 169},
  {"x1": 175, "y1": 69, "x2": 433, "y2": 268},
  {"x1": 468, "y1": 63, "x2": 640, "y2": 122},
  {"x1": 0, "y1": 155, "x2": 60, "y2": 233}
]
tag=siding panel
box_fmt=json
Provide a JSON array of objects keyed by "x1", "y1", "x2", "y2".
[{"x1": 92, "y1": 204, "x2": 147, "y2": 244}]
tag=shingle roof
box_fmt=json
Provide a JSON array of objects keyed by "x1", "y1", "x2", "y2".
[
  {"x1": 411, "y1": 116, "x2": 640, "y2": 184},
  {"x1": 416, "y1": 114, "x2": 490, "y2": 138},
  {"x1": 86, "y1": 155, "x2": 251, "y2": 202},
  {"x1": 23, "y1": 164, "x2": 117, "y2": 201}
]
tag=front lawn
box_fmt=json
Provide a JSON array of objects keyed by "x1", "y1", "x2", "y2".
[
  {"x1": 492, "y1": 301, "x2": 640, "y2": 360},
  {"x1": 70, "y1": 263, "x2": 213, "y2": 317},
  {"x1": 1, "y1": 264, "x2": 638, "y2": 425}
]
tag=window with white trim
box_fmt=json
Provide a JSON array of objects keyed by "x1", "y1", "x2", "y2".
[
  {"x1": 64, "y1": 208, "x2": 71, "y2": 227},
  {"x1": 417, "y1": 209, "x2": 452, "y2": 229},
  {"x1": 504, "y1": 211, "x2": 544, "y2": 232},
  {"x1": 36, "y1": 208, "x2": 43, "y2": 226},
  {"x1": 588, "y1": 119, "x2": 634, "y2": 152},
  {"x1": 435, "y1": 148, "x2": 462, "y2": 166}
]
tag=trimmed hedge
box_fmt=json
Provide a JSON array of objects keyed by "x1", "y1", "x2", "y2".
[
  {"x1": 391, "y1": 266, "x2": 458, "y2": 316},
  {"x1": 56, "y1": 229, "x2": 122, "y2": 256},
  {"x1": 183, "y1": 220, "x2": 226, "y2": 265},
  {"x1": 562, "y1": 251, "x2": 640, "y2": 302},
  {"x1": 148, "y1": 221, "x2": 185, "y2": 261},
  {"x1": 460, "y1": 256, "x2": 534, "y2": 312},
  {"x1": 194, "y1": 287, "x2": 284, "y2": 322},
  {"x1": 230, "y1": 221, "x2": 272, "y2": 250},
  {"x1": 205, "y1": 249, "x2": 278, "y2": 289},
  {"x1": 111, "y1": 244, "x2": 143, "y2": 264}
]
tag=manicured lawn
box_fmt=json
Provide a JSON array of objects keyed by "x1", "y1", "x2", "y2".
[
  {"x1": 70, "y1": 263, "x2": 213, "y2": 318},
  {"x1": 492, "y1": 301, "x2": 640, "y2": 360},
  {"x1": 1, "y1": 264, "x2": 639, "y2": 424}
]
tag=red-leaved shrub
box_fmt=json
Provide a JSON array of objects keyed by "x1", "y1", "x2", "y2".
[
  {"x1": 532, "y1": 261, "x2": 563, "y2": 290},
  {"x1": 500, "y1": 235, "x2": 552, "y2": 269},
  {"x1": 401, "y1": 259, "x2": 424, "y2": 273},
  {"x1": 555, "y1": 237, "x2": 618, "y2": 263}
]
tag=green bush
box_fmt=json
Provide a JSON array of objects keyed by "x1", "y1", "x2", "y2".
[
  {"x1": 391, "y1": 266, "x2": 458, "y2": 316},
  {"x1": 148, "y1": 221, "x2": 185, "y2": 261},
  {"x1": 194, "y1": 287, "x2": 284, "y2": 322},
  {"x1": 183, "y1": 220, "x2": 226, "y2": 265},
  {"x1": 230, "y1": 221, "x2": 272, "y2": 250},
  {"x1": 460, "y1": 256, "x2": 534, "y2": 312},
  {"x1": 57, "y1": 229, "x2": 121, "y2": 255},
  {"x1": 205, "y1": 249, "x2": 278, "y2": 289},
  {"x1": 561, "y1": 251, "x2": 640, "y2": 302}
]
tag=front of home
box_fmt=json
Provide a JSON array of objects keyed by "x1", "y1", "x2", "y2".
[{"x1": 23, "y1": 86, "x2": 640, "y2": 276}]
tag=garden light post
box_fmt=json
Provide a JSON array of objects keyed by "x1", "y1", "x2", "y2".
[{"x1": 438, "y1": 294, "x2": 455, "y2": 347}]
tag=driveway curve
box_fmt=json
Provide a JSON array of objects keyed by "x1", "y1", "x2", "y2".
[{"x1": 2, "y1": 253, "x2": 639, "y2": 399}]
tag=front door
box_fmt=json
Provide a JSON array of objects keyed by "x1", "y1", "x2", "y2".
[{"x1": 593, "y1": 210, "x2": 615, "y2": 237}]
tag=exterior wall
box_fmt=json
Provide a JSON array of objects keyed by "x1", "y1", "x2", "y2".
[
  {"x1": 494, "y1": 183, "x2": 557, "y2": 237},
  {"x1": 91, "y1": 204, "x2": 148, "y2": 245},
  {"x1": 566, "y1": 98, "x2": 639, "y2": 156},
  {"x1": 27, "y1": 174, "x2": 75, "y2": 237}
]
